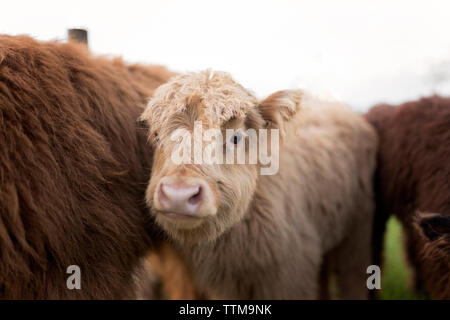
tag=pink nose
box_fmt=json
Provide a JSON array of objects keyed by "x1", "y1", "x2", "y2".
[{"x1": 158, "y1": 181, "x2": 203, "y2": 215}]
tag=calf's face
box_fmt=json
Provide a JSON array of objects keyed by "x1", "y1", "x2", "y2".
[{"x1": 140, "y1": 71, "x2": 301, "y2": 243}]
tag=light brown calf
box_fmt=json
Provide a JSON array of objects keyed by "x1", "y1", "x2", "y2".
[{"x1": 140, "y1": 71, "x2": 378, "y2": 299}]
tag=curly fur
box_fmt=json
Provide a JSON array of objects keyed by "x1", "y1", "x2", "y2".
[
  {"x1": 141, "y1": 71, "x2": 378, "y2": 299},
  {"x1": 0, "y1": 35, "x2": 174, "y2": 299},
  {"x1": 366, "y1": 96, "x2": 450, "y2": 299}
]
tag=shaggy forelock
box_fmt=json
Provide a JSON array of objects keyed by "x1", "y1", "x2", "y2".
[{"x1": 140, "y1": 70, "x2": 258, "y2": 137}]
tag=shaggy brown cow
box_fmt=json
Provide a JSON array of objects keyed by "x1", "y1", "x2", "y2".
[
  {"x1": 366, "y1": 96, "x2": 450, "y2": 299},
  {"x1": 0, "y1": 35, "x2": 174, "y2": 299},
  {"x1": 140, "y1": 70, "x2": 378, "y2": 299}
]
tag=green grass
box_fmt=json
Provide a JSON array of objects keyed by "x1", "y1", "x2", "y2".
[{"x1": 380, "y1": 217, "x2": 424, "y2": 299}]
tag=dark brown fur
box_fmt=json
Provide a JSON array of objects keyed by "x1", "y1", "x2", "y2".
[
  {"x1": 0, "y1": 35, "x2": 174, "y2": 299},
  {"x1": 366, "y1": 96, "x2": 450, "y2": 299}
]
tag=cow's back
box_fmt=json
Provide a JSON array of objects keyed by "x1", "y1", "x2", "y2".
[
  {"x1": 366, "y1": 97, "x2": 450, "y2": 219},
  {"x1": 281, "y1": 93, "x2": 378, "y2": 251}
]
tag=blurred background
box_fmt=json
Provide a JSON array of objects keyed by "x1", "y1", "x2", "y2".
[
  {"x1": 1, "y1": 0, "x2": 448, "y2": 299},
  {"x1": 2, "y1": 0, "x2": 450, "y2": 112}
]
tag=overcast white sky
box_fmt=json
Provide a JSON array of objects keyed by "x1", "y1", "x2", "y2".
[{"x1": 2, "y1": 0, "x2": 450, "y2": 111}]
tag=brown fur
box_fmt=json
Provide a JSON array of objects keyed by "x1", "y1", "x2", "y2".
[
  {"x1": 139, "y1": 243, "x2": 198, "y2": 299},
  {"x1": 414, "y1": 212, "x2": 450, "y2": 299},
  {"x1": 366, "y1": 96, "x2": 450, "y2": 299},
  {"x1": 0, "y1": 35, "x2": 175, "y2": 299},
  {"x1": 141, "y1": 71, "x2": 378, "y2": 299}
]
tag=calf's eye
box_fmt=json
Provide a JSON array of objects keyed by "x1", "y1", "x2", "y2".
[{"x1": 231, "y1": 132, "x2": 242, "y2": 144}]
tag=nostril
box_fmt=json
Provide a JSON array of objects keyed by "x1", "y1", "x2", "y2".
[
  {"x1": 188, "y1": 186, "x2": 202, "y2": 205},
  {"x1": 158, "y1": 184, "x2": 168, "y2": 201}
]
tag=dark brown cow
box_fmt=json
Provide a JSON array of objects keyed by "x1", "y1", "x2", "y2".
[
  {"x1": 0, "y1": 35, "x2": 174, "y2": 298},
  {"x1": 366, "y1": 96, "x2": 450, "y2": 299}
]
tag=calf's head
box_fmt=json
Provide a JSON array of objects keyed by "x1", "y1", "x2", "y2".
[{"x1": 140, "y1": 71, "x2": 302, "y2": 243}]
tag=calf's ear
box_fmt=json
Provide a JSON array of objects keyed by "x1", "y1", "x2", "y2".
[
  {"x1": 417, "y1": 212, "x2": 450, "y2": 241},
  {"x1": 257, "y1": 89, "x2": 303, "y2": 134}
]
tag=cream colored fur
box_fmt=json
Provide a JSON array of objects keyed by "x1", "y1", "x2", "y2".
[{"x1": 141, "y1": 71, "x2": 378, "y2": 299}]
